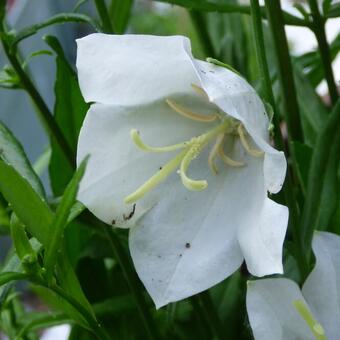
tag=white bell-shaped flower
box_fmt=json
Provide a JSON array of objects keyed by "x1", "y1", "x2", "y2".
[
  {"x1": 247, "y1": 231, "x2": 340, "y2": 340},
  {"x1": 76, "y1": 34, "x2": 288, "y2": 308}
]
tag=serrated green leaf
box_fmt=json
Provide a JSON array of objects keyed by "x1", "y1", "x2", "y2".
[
  {"x1": 0, "y1": 160, "x2": 52, "y2": 245},
  {"x1": 10, "y1": 215, "x2": 35, "y2": 262},
  {"x1": 109, "y1": 0, "x2": 134, "y2": 34},
  {"x1": 44, "y1": 157, "x2": 88, "y2": 281},
  {"x1": 45, "y1": 35, "x2": 89, "y2": 196},
  {"x1": 0, "y1": 121, "x2": 44, "y2": 197}
]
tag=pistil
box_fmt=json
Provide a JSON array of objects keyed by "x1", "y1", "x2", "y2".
[{"x1": 293, "y1": 300, "x2": 326, "y2": 340}]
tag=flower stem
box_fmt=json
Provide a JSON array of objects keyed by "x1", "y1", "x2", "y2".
[
  {"x1": 94, "y1": 0, "x2": 114, "y2": 33},
  {"x1": 264, "y1": 0, "x2": 303, "y2": 144},
  {"x1": 308, "y1": 0, "x2": 338, "y2": 105},
  {"x1": 103, "y1": 227, "x2": 161, "y2": 340},
  {"x1": 0, "y1": 36, "x2": 75, "y2": 169},
  {"x1": 250, "y1": 0, "x2": 308, "y2": 277},
  {"x1": 249, "y1": 0, "x2": 275, "y2": 110},
  {"x1": 189, "y1": 10, "x2": 216, "y2": 58}
]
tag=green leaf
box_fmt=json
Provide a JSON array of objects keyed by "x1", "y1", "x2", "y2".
[
  {"x1": 109, "y1": 0, "x2": 134, "y2": 34},
  {"x1": 17, "y1": 311, "x2": 72, "y2": 339},
  {"x1": 44, "y1": 157, "x2": 88, "y2": 281},
  {"x1": 11, "y1": 13, "x2": 100, "y2": 46},
  {"x1": 327, "y1": 2, "x2": 340, "y2": 18},
  {"x1": 0, "y1": 160, "x2": 53, "y2": 245},
  {"x1": 10, "y1": 215, "x2": 35, "y2": 262},
  {"x1": 32, "y1": 285, "x2": 88, "y2": 328},
  {"x1": 45, "y1": 35, "x2": 89, "y2": 196},
  {"x1": 293, "y1": 63, "x2": 328, "y2": 146},
  {"x1": 0, "y1": 121, "x2": 44, "y2": 196},
  {"x1": 290, "y1": 142, "x2": 313, "y2": 195},
  {"x1": 0, "y1": 272, "x2": 27, "y2": 287}
]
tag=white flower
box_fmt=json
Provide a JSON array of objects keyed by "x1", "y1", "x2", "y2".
[
  {"x1": 247, "y1": 231, "x2": 340, "y2": 340},
  {"x1": 76, "y1": 34, "x2": 288, "y2": 308}
]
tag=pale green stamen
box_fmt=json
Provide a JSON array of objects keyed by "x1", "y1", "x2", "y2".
[
  {"x1": 166, "y1": 98, "x2": 218, "y2": 123},
  {"x1": 124, "y1": 148, "x2": 189, "y2": 204},
  {"x1": 208, "y1": 133, "x2": 225, "y2": 174},
  {"x1": 237, "y1": 124, "x2": 264, "y2": 157},
  {"x1": 180, "y1": 142, "x2": 208, "y2": 191},
  {"x1": 293, "y1": 300, "x2": 327, "y2": 340},
  {"x1": 124, "y1": 120, "x2": 230, "y2": 203},
  {"x1": 130, "y1": 129, "x2": 189, "y2": 153}
]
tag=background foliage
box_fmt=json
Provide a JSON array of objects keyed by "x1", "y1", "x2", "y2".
[{"x1": 0, "y1": 0, "x2": 339, "y2": 339}]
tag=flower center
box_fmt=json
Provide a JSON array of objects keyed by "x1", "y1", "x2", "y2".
[
  {"x1": 293, "y1": 300, "x2": 326, "y2": 340},
  {"x1": 124, "y1": 85, "x2": 264, "y2": 204}
]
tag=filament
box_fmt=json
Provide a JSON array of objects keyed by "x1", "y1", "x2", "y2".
[
  {"x1": 237, "y1": 124, "x2": 264, "y2": 157},
  {"x1": 166, "y1": 98, "x2": 218, "y2": 123}
]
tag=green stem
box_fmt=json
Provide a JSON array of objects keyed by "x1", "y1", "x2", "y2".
[
  {"x1": 155, "y1": 0, "x2": 310, "y2": 27},
  {"x1": 49, "y1": 284, "x2": 111, "y2": 340},
  {"x1": 189, "y1": 10, "x2": 216, "y2": 58},
  {"x1": 104, "y1": 227, "x2": 161, "y2": 340},
  {"x1": 264, "y1": 0, "x2": 303, "y2": 144},
  {"x1": 250, "y1": 0, "x2": 307, "y2": 276},
  {"x1": 94, "y1": 0, "x2": 114, "y2": 33},
  {"x1": 301, "y1": 100, "x2": 340, "y2": 268},
  {"x1": 249, "y1": 0, "x2": 275, "y2": 109},
  {"x1": 0, "y1": 35, "x2": 75, "y2": 168},
  {"x1": 198, "y1": 291, "x2": 225, "y2": 340},
  {"x1": 308, "y1": 0, "x2": 338, "y2": 105}
]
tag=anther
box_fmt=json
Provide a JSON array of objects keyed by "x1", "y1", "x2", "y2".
[
  {"x1": 166, "y1": 98, "x2": 218, "y2": 123},
  {"x1": 191, "y1": 83, "x2": 209, "y2": 99},
  {"x1": 237, "y1": 124, "x2": 264, "y2": 158}
]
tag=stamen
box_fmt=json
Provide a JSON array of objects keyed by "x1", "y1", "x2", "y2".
[
  {"x1": 180, "y1": 144, "x2": 207, "y2": 191},
  {"x1": 293, "y1": 300, "x2": 326, "y2": 340},
  {"x1": 219, "y1": 146, "x2": 245, "y2": 167},
  {"x1": 124, "y1": 148, "x2": 189, "y2": 204},
  {"x1": 208, "y1": 134, "x2": 225, "y2": 174},
  {"x1": 237, "y1": 124, "x2": 264, "y2": 158},
  {"x1": 130, "y1": 129, "x2": 188, "y2": 153},
  {"x1": 191, "y1": 83, "x2": 209, "y2": 99},
  {"x1": 166, "y1": 98, "x2": 218, "y2": 123}
]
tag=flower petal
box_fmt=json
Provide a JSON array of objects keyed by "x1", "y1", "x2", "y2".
[
  {"x1": 189, "y1": 59, "x2": 286, "y2": 194},
  {"x1": 77, "y1": 100, "x2": 211, "y2": 226},
  {"x1": 76, "y1": 34, "x2": 198, "y2": 106},
  {"x1": 237, "y1": 197, "x2": 288, "y2": 277},
  {"x1": 302, "y1": 231, "x2": 340, "y2": 339},
  {"x1": 247, "y1": 278, "x2": 316, "y2": 340},
  {"x1": 129, "y1": 145, "x2": 266, "y2": 308}
]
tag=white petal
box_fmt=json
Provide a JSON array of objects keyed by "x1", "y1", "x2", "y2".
[
  {"x1": 238, "y1": 198, "x2": 288, "y2": 276},
  {"x1": 129, "y1": 144, "x2": 266, "y2": 308},
  {"x1": 247, "y1": 278, "x2": 316, "y2": 340},
  {"x1": 77, "y1": 100, "x2": 211, "y2": 226},
  {"x1": 302, "y1": 231, "x2": 340, "y2": 339},
  {"x1": 190, "y1": 60, "x2": 286, "y2": 194},
  {"x1": 76, "y1": 34, "x2": 198, "y2": 106}
]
